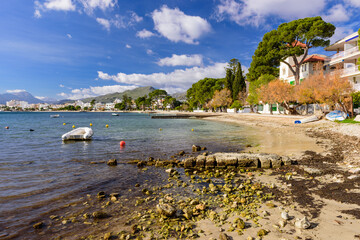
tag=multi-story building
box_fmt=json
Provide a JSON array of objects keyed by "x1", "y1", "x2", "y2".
[
  {"x1": 6, "y1": 100, "x2": 29, "y2": 109},
  {"x1": 325, "y1": 31, "x2": 360, "y2": 90},
  {"x1": 279, "y1": 53, "x2": 327, "y2": 85}
]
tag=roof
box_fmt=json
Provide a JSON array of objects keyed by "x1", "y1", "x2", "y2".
[
  {"x1": 302, "y1": 55, "x2": 325, "y2": 63},
  {"x1": 287, "y1": 41, "x2": 308, "y2": 48},
  {"x1": 291, "y1": 54, "x2": 326, "y2": 67}
]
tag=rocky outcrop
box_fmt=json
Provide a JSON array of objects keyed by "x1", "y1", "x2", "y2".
[{"x1": 183, "y1": 152, "x2": 293, "y2": 169}]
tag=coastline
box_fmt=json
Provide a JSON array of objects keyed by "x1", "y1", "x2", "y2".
[{"x1": 3, "y1": 112, "x2": 360, "y2": 240}]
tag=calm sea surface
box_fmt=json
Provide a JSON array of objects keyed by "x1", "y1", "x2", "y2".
[{"x1": 0, "y1": 112, "x2": 252, "y2": 238}]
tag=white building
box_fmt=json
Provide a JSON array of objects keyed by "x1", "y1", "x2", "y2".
[
  {"x1": 75, "y1": 100, "x2": 84, "y2": 108},
  {"x1": 105, "y1": 103, "x2": 115, "y2": 110},
  {"x1": 279, "y1": 52, "x2": 327, "y2": 85},
  {"x1": 325, "y1": 31, "x2": 360, "y2": 91},
  {"x1": 38, "y1": 103, "x2": 49, "y2": 110},
  {"x1": 6, "y1": 100, "x2": 30, "y2": 109},
  {"x1": 114, "y1": 98, "x2": 122, "y2": 104}
]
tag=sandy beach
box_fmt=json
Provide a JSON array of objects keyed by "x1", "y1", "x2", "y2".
[{"x1": 9, "y1": 112, "x2": 360, "y2": 240}]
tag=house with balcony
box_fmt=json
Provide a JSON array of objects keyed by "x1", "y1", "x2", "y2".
[
  {"x1": 325, "y1": 31, "x2": 360, "y2": 90},
  {"x1": 279, "y1": 54, "x2": 327, "y2": 85}
]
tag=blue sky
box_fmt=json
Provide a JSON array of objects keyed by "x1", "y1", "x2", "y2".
[{"x1": 0, "y1": 0, "x2": 359, "y2": 100}]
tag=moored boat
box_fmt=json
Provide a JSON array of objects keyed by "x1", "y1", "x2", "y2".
[
  {"x1": 294, "y1": 115, "x2": 319, "y2": 124},
  {"x1": 112, "y1": 113, "x2": 119, "y2": 116},
  {"x1": 325, "y1": 110, "x2": 347, "y2": 121},
  {"x1": 62, "y1": 127, "x2": 93, "y2": 141},
  {"x1": 50, "y1": 114, "x2": 60, "y2": 118}
]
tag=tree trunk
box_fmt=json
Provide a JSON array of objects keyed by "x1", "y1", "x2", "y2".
[
  {"x1": 269, "y1": 103, "x2": 273, "y2": 115},
  {"x1": 305, "y1": 104, "x2": 308, "y2": 115}
]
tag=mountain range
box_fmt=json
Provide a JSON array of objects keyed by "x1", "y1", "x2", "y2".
[
  {"x1": 0, "y1": 91, "x2": 44, "y2": 105},
  {"x1": 0, "y1": 86, "x2": 187, "y2": 105},
  {"x1": 81, "y1": 86, "x2": 156, "y2": 103}
]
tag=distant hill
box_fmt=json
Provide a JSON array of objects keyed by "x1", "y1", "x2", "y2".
[
  {"x1": 0, "y1": 91, "x2": 44, "y2": 105},
  {"x1": 81, "y1": 86, "x2": 156, "y2": 103},
  {"x1": 171, "y1": 92, "x2": 187, "y2": 101}
]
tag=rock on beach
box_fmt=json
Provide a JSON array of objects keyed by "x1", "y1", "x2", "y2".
[{"x1": 183, "y1": 152, "x2": 292, "y2": 169}]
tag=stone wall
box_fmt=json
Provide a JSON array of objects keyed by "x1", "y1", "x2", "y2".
[{"x1": 183, "y1": 152, "x2": 292, "y2": 169}]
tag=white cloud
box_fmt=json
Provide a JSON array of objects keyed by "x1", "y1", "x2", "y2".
[
  {"x1": 97, "y1": 62, "x2": 229, "y2": 93},
  {"x1": 6, "y1": 89, "x2": 27, "y2": 94},
  {"x1": 111, "y1": 12, "x2": 142, "y2": 29},
  {"x1": 129, "y1": 12, "x2": 143, "y2": 24},
  {"x1": 96, "y1": 18, "x2": 110, "y2": 31},
  {"x1": 136, "y1": 29, "x2": 155, "y2": 38},
  {"x1": 323, "y1": 4, "x2": 350, "y2": 23},
  {"x1": 43, "y1": 0, "x2": 76, "y2": 11},
  {"x1": 125, "y1": 44, "x2": 131, "y2": 48},
  {"x1": 157, "y1": 54, "x2": 203, "y2": 67},
  {"x1": 34, "y1": 9, "x2": 42, "y2": 18},
  {"x1": 58, "y1": 84, "x2": 137, "y2": 100},
  {"x1": 345, "y1": 0, "x2": 360, "y2": 7},
  {"x1": 151, "y1": 5, "x2": 211, "y2": 44},
  {"x1": 146, "y1": 49, "x2": 154, "y2": 55},
  {"x1": 215, "y1": 0, "x2": 326, "y2": 27},
  {"x1": 66, "y1": 33, "x2": 72, "y2": 39},
  {"x1": 78, "y1": 0, "x2": 116, "y2": 14}
]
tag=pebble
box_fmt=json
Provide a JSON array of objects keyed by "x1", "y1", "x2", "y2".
[
  {"x1": 107, "y1": 159, "x2": 117, "y2": 166},
  {"x1": 92, "y1": 211, "x2": 108, "y2": 219},
  {"x1": 219, "y1": 233, "x2": 230, "y2": 240},
  {"x1": 279, "y1": 220, "x2": 287, "y2": 228},
  {"x1": 348, "y1": 175, "x2": 360, "y2": 180},
  {"x1": 349, "y1": 168, "x2": 360, "y2": 174},
  {"x1": 295, "y1": 216, "x2": 311, "y2": 229},
  {"x1": 281, "y1": 211, "x2": 290, "y2": 220},
  {"x1": 33, "y1": 222, "x2": 44, "y2": 229},
  {"x1": 156, "y1": 202, "x2": 176, "y2": 217}
]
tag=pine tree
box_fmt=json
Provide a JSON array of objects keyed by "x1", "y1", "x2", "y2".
[
  {"x1": 232, "y1": 62, "x2": 246, "y2": 101},
  {"x1": 225, "y1": 68, "x2": 233, "y2": 95}
]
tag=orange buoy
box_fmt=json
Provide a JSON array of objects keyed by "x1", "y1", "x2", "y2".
[
  {"x1": 72, "y1": 125, "x2": 75, "y2": 128},
  {"x1": 5, "y1": 126, "x2": 9, "y2": 129},
  {"x1": 120, "y1": 141, "x2": 126, "y2": 147},
  {"x1": 105, "y1": 124, "x2": 109, "y2": 128},
  {"x1": 90, "y1": 123, "x2": 93, "y2": 127}
]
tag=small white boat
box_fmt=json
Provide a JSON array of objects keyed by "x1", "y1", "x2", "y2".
[
  {"x1": 325, "y1": 110, "x2": 347, "y2": 121},
  {"x1": 294, "y1": 115, "x2": 319, "y2": 124},
  {"x1": 62, "y1": 127, "x2": 93, "y2": 141},
  {"x1": 50, "y1": 114, "x2": 60, "y2": 118},
  {"x1": 112, "y1": 113, "x2": 119, "y2": 116}
]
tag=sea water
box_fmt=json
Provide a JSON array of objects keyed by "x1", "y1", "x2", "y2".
[{"x1": 0, "y1": 112, "x2": 251, "y2": 237}]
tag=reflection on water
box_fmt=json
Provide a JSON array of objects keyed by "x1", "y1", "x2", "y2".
[{"x1": 0, "y1": 112, "x2": 251, "y2": 238}]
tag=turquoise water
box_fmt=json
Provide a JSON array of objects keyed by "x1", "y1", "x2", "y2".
[{"x1": 0, "y1": 112, "x2": 249, "y2": 237}]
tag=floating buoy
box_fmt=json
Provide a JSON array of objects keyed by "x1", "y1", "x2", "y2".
[
  {"x1": 63, "y1": 123, "x2": 66, "y2": 126},
  {"x1": 90, "y1": 123, "x2": 93, "y2": 127},
  {"x1": 159, "y1": 128, "x2": 162, "y2": 131},
  {"x1": 72, "y1": 125, "x2": 75, "y2": 128},
  {"x1": 191, "y1": 129, "x2": 194, "y2": 132},
  {"x1": 105, "y1": 124, "x2": 109, "y2": 128},
  {"x1": 5, "y1": 126, "x2": 9, "y2": 129},
  {"x1": 120, "y1": 141, "x2": 126, "y2": 147},
  {"x1": 30, "y1": 129, "x2": 34, "y2": 131}
]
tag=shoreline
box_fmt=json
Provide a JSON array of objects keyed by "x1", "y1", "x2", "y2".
[{"x1": 3, "y1": 112, "x2": 360, "y2": 239}]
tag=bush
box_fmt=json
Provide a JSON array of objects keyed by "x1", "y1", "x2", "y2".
[{"x1": 230, "y1": 100, "x2": 243, "y2": 110}]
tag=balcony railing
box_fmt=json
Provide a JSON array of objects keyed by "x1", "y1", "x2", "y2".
[
  {"x1": 328, "y1": 45, "x2": 359, "y2": 62},
  {"x1": 343, "y1": 65, "x2": 360, "y2": 76}
]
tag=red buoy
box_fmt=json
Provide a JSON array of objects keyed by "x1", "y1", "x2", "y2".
[{"x1": 120, "y1": 141, "x2": 126, "y2": 147}]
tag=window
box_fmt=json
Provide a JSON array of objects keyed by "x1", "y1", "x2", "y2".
[{"x1": 282, "y1": 68, "x2": 286, "y2": 76}]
